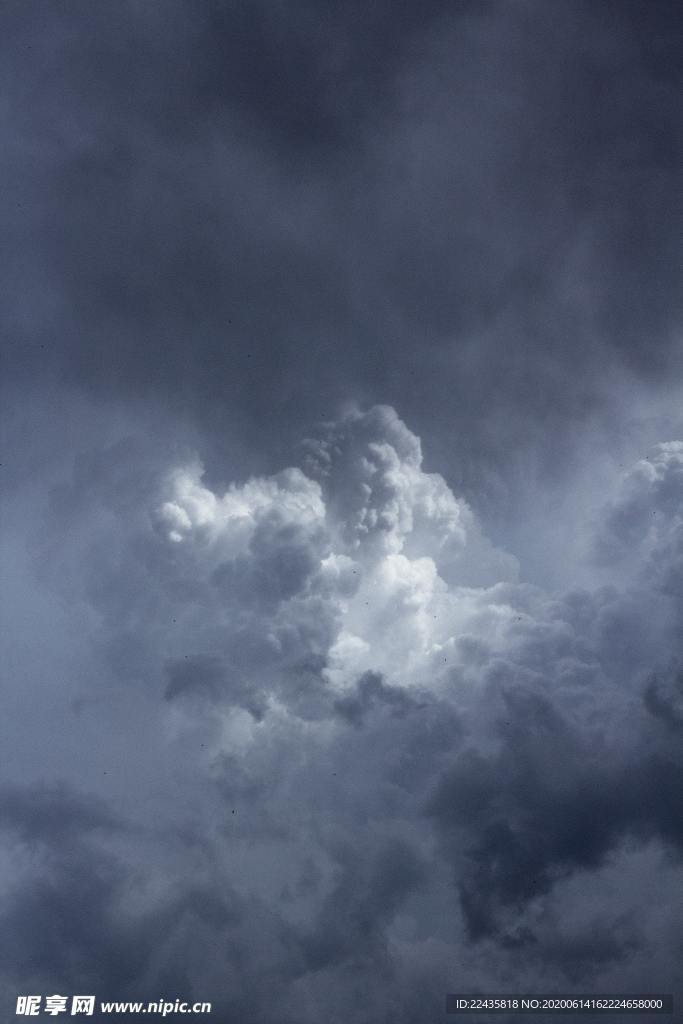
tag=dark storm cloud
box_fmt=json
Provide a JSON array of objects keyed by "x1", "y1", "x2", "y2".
[
  {"x1": 333, "y1": 670, "x2": 424, "y2": 727},
  {"x1": 2, "y1": 0, "x2": 681, "y2": 497},
  {"x1": 429, "y1": 688, "x2": 683, "y2": 942},
  {"x1": 298, "y1": 838, "x2": 427, "y2": 974},
  {"x1": 422, "y1": 435, "x2": 683, "y2": 947},
  {"x1": 0, "y1": 782, "x2": 246, "y2": 1021},
  {"x1": 2, "y1": 404, "x2": 681, "y2": 1024},
  {"x1": 0, "y1": 781, "x2": 118, "y2": 844},
  {"x1": 0, "y1": 781, "x2": 144, "y2": 993},
  {"x1": 164, "y1": 653, "x2": 226, "y2": 702},
  {"x1": 643, "y1": 664, "x2": 683, "y2": 733},
  {"x1": 2, "y1": 1, "x2": 683, "y2": 1021}
]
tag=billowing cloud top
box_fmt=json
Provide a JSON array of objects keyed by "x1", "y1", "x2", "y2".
[
  {"x1": 153, "y1": 406, "x2": 519, "y2": 706},
  {"x1": 2, "y1": 405, "x2": 680, "y2": 1022}
]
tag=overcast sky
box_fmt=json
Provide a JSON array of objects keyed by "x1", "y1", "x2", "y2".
[{"x1": 1, "y1": 2, "x2": 682, "y2": 1022}]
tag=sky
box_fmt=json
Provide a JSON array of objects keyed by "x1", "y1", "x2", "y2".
[{"x1": 1, "y1": 1, "x2": 682, "y2": 1022}]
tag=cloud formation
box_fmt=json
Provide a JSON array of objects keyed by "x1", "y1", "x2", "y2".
[
  {"x1": 1, "y1": 1, "x2": 682, "y2": 1018},
  {"x1": 2, "y1": 406, "x2": 681, "y2": 1021},
  {"x1": 3, "y1": 0, "x2": 682, "y2": 501}
]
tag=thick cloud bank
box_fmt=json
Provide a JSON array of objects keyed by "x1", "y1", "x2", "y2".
[
  {"x1": 2, "y1": 1, "x2": 681, "y2": 1017},
  {"x1": 1, "y1": 407, "x2": 681, "y2": 1022}
]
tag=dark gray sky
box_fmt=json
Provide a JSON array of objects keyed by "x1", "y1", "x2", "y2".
[{"x1": 1, "y1": 2, "x2": 682, "y2": 1021}]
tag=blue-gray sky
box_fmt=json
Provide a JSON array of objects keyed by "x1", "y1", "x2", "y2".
[{"x1": 1, "y1": 2, "x2": 682, "y2": 1022}]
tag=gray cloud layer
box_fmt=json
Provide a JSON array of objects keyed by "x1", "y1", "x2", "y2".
[
  {"x1": 1, "y1": 1, "x2": 682, "y2": 1020},
  {"x1": 3, "y1": 0, "x2": 682, "y2": 485},
  {"x1": 2, "y1": 406, "x2": 683, "y2": 1021}
]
